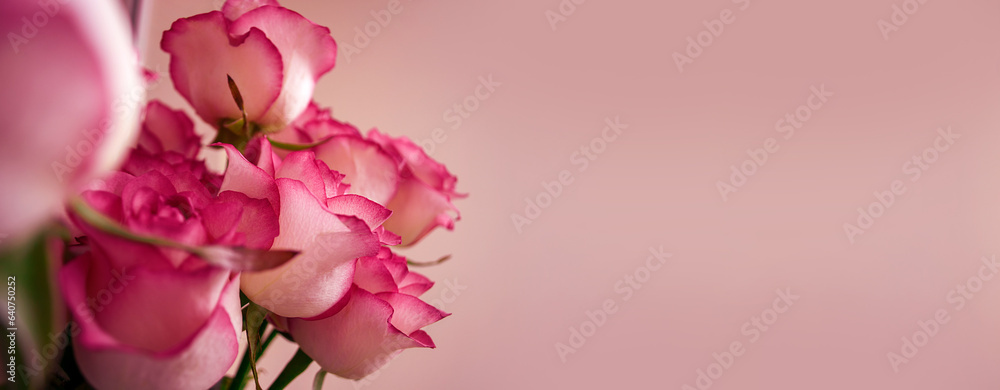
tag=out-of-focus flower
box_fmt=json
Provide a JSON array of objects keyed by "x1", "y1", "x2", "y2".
[
  {"x1": 271, "y1": 104, "x2": 463, "y2": 245},
  {"x1": 0, "y1": 0, "x2": 142, "y2": 241},
  {"x1": 285, "y1": 248, "x2": 447, "y2": 379},
  {"x1": 60, "y1": 246, "x2": 241, "y2": 390},
  {"x1": 220, "y1": 138, "x2": 398, "y2": 318},
  {"x1": 161, "y1": 0, "x2": 336, "y2": 132}
]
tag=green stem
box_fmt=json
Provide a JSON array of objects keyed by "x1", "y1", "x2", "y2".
[
  {"x1": 71, "y1": 197, "x2": 298, "y2": 272},
  {"x1": 70, "y1": 198, "x2": 192, "y2": 251},
  {"x1": 70, "y1": 198, "x2": 219, "y2": 262},
  {"x1": 408, "y1": 254, "x2": 452, "y2": 267},
  {"x1": 230, "y1": 328, "x2": 278, "y2": 390},
  {"x1": 312, "y1": 370, "x2": 327, "y2": 390}
]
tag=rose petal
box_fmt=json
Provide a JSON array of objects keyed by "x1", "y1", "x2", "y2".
[
  {"x1": 398, "y1": 271, "x2": 434, "y2": 297},
  {"x1": 90, "y1": 265, "x2": 231, "y2": 353},
  {"x1": 375, "y1": 227, "x2": 402, "y2": 246},
  {"x1": 276, "y1": 150, "x2": 332, "y2": 201},
  {"x1": 216, "y1": 191, "x2": 279, "y2": 249},
  {"x1": 256, "y1": 135, "x2": 280, "y2": 177},
  {"x1": 325, "y1": 194, "x2": 393, "y2": 231},
  {"x1": 383, "y1": 178, "x2": 459, "y2": 246},
  {"x1": 353, "y1": 256, "x2": 397, "y2": 294},
  {"x1": 0, "y1": 0, "x2": 140, "y2": 237},
  {"x1": 240, "y1": 179, "x2": 379, "y2": 318},
  {"x1": 369, "y1": 129, "x2": 461, "y2": 194},
  {"x1": 230, "y1": 6, "x2": 337, "y2": 130},
  {"x1": 200, "y1": 196, "x2": 243, "y2": 245},
  {"x1": 288, "y1": 288, "x2": 430, "y2": 380},
  {"x1": 218, "y1": 142, "x2": 280, "y2": 213},
  {"x1": 138, "y1": 101, "x2": 200, "y2": 158},
  {"x1": 60, "y1": 255, "x2": 240, "y2": 390},
  {"x1": 375, "y1": 292, "x2": 449, "y2": 335},
  {"x1": 222, "y1": 0, "x2": 280, "y2": 20},
  {"x1": 162, "y1": 12, "x2": 283, "y2": 126},
  {"x1": 313, "y1": 136, "x2": 399, "y2": 205},
  {"x1": 303, "y1": 116, "x2": 362, "y2": 139},
  {"x1": 82, "y1": 172, "x2": 135, "y2": 196}
]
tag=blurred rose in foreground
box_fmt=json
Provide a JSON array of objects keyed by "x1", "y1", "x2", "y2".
[
  {"x1": 60, "y1": 248, "x2": 241, "y2": 390},
  {"x1": 0, "y1": 0, "x2": 142, "y2": 241}
]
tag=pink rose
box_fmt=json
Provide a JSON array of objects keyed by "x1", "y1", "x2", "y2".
[
  {"x1": 268, "y1": 103, "x2": 400, "y2": 205},
  {"x1": 79, "y1": 106, "x2": 278, "y2": 261},
  {"x1": 220, "y1": 138, "x2": 398, "y2": 318},
  {"x1": 368, "y1": 130, "x2": 463, "y2": 246},
  {"x1": 60, "y1": 249, "x2": 241, "y2": 390},
  {"x1": 284, "y1": 248, "x2": 447, "y2": 379},
  {"x1": 272, "y1": 105, "x2": 463, "y2": 245},
  {"x1": 267, "y1": 102, "x2": 363, "y2": 150},
  {"x1": 136, "y1": 101, "x2": 202, "y2": 160},
  {"x1": 0, "y1": 0, "x2": 142, "y2": 240},
  {"x1": 161, "y1": 0, "x2": 336, "y2": 131},
  {"x1": 60, "y1": 131, "x2": 280, "y2": 388}
]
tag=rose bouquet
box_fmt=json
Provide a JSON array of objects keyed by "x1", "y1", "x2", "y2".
[{"x1": 0, "y1": 0, "x2": 463, "y2": 389}]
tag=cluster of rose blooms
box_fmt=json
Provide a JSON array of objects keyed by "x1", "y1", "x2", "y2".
[{"x1": 0, "y1": 0, "x2": 461, "y2": 388}]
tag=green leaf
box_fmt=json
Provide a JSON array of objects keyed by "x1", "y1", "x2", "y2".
[
  {"x1": 70, "y1": 198, "x2": 299, "y2": 272},
  {"x1": 227, "y1": 75, "x2": 245, "y2": 113},
  {"x1": 196, "y1": 246, "x2": 300, "y2": 272},
  {"x1": 214, "y1": 75, "x2": 258, "y2": 152},
  {"x1": 229, "y1": 328, "x2": 278, "y2": 390},
  {"x1": 227, "y1": 75, "x2": 251, "y2": 141},
  {"x1": 268, "y1": 349, "x2": 313, "y2": 390},
  {"x1": 245, "y1": 302, "x2": 269, "y2": 390},
  {"x1": 267, "y1": 136, "x2": 334, "y2": 151},
  {"x1": 0, "y1": 229, "x2": 66, "y2": 390}
]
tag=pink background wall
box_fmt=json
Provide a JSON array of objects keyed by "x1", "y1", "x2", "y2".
[{"x1": 140, "y1": 0, "x2": 1000, "y2": 389}]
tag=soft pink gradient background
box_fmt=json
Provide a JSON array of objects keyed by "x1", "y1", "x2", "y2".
[{"x1": 139, "y1": 0, "x2": 1000, "y2": 389}]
